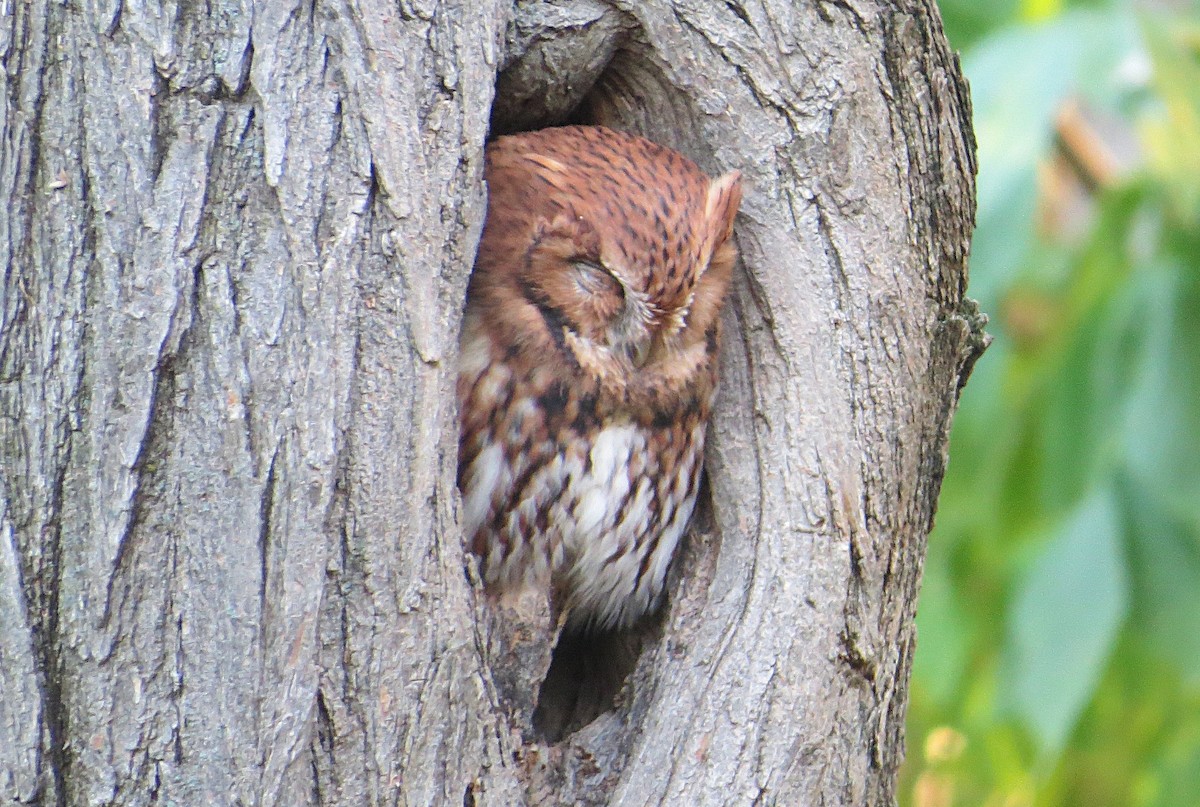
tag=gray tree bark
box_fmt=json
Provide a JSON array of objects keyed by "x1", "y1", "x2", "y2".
[{"x1": 0, "y1": 1, "x2": 983, "y2": 805}]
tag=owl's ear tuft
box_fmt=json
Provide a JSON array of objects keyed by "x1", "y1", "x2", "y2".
[{"x1": 705, "y1": 171, "x2": 743, "y2": 245}]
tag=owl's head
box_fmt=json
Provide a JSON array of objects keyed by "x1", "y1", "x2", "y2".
[{"x1": 472, "y1": 126, "x2": 742, "y2": 382}]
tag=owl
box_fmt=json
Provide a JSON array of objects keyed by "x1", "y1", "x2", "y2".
[{"x1": 458, "y1": 125, "x2": 742, "y2": 632}]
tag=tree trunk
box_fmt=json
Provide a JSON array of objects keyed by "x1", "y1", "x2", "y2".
[{"x1": 0, "y1": 1, "x2": 982, "y2": 805}]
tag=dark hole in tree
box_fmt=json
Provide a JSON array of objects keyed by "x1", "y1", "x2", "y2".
[{"x1": 531, "y1": 623, "x2": 648, "y2": 741}]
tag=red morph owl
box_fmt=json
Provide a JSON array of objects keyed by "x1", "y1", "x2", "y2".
[{"x1": 458, "y1": 125, "x2": 742, "y2": 632}]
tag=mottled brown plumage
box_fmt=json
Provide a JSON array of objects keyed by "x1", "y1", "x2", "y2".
[{"x1": 458, "y1": 125, "x2": 741, "y2": 631}]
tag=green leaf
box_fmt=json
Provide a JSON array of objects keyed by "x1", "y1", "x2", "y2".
[
  {"x1": 937, "y1": 0, "x2": 1021, "y2": 51},
  {"x1": 1003, "y1": 485, "x2": 1130, "y2": 755},
  {"x1": 1123, "y1": 478, "x2": 1200, "y2": 680},
  {"x1": 914, "y1": 551, "x2": 973, "y2": 705},
  {"x1": 1120, "y1": 253, "x2": 1200, "y2": 518}
]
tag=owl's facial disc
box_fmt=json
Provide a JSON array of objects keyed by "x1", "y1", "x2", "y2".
[{"x1": 521, "y1": 215, "x2": 698, "y2": 373}]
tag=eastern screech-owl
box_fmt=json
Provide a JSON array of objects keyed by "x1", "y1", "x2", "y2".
[{"x1": 458, "y1": 125, "x2": 742, "y2": 632}]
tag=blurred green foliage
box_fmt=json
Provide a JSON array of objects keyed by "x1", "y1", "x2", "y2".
[{"x1": 903, "y1": 2, "x2": 1200, "y2": 806}]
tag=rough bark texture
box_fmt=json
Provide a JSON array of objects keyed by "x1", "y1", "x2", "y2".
[{"x1": 1, "y1": 1, "x2": 982, "y2": 805}]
